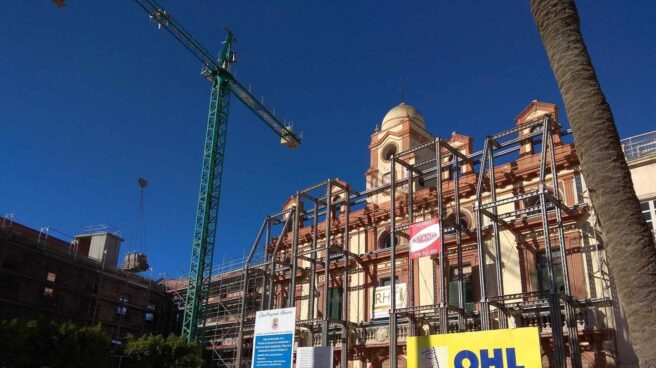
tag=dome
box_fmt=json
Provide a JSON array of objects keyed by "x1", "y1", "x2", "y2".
[{"x1": 381, "y1": 102, "x2": 425, "y2": 130}]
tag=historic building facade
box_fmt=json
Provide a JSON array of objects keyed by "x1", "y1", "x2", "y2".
[{"x1": 186, "y1": 100, "x2": 650, "y2": 368}]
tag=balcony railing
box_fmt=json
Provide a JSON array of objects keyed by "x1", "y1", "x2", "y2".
[
  {"x1": 622, "y1": 131, "x2": 656, "y2": 161},
  {"x1": 304, "y1": 302, "x2": 611, "y2": 348}
]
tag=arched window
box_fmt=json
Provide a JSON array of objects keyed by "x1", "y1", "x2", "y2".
[
  {"x1": 381, "y1": 143, "x2": 398, "y2": 162},
  {"x1": 382, "y1": 172, "x2": 391, "y2": 196},
  {"x1": 377, "y1": 229, "x2": 398, "y2": 250},
  {"x1": 524, "y1": 187, "x2": 553, "y2": 214},
  {"x1": 331, "y1": 195, "x2": 341, "y2": 218},
  {"x1": 525, "y1": 195, "x2": 541, "y2": 209},
  {"x1": 529, "y1": 124, "x2": 544, "y2": 154},
  {"x1": 530, "y1": 124, "x2": 543, "y2": 135},
  {"x1": 444, "y1": 212, "x2": 471, "y2": 230}
]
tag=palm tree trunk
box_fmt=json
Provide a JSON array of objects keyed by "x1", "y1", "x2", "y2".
[{"x1": 529, "y1": 0, "x2": 656, "y2": 366}]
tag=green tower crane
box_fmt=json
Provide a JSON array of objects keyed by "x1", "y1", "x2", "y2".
[{"x1": 134, "y1": 0, "x2": 302, "y2": 342}]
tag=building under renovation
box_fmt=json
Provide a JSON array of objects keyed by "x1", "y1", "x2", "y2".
[
  {"x1": 168, "y1": 100, "x2": 655, "y2": 368},
  {"x1": 0, "y1": 220, "x2": 174, "y2": 341}
]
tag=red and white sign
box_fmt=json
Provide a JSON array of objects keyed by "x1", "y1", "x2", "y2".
[{"x1": 409, "y1": 218, "x2": 441, "y2": 260}]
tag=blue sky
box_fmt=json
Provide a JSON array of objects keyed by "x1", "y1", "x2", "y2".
[{"x1": 1, "y1": 1, "x2": 654, "y2": 277}]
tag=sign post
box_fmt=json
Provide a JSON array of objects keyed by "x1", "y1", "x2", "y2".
[{"x1": 251, "y1": 307, "x2": 296, "y2": 368}]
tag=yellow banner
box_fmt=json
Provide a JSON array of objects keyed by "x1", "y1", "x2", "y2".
[{"x1": 407, "y1": 327, "x2": 541, "y2": 368}]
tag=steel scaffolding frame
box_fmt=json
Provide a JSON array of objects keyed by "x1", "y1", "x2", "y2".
[
  {"x1": 226, "y1": 208, "x2": 300, "y2": 368},
  {"x1": 387, "y1": 136, "x2": 471, "y2": 366},
  {"x1": 176, "y1": 254, "x2": 266, "y2": 368},
  {"x1": 200, "y1": 114, "x2": 608, "y2": 368},
  {"x1": 387, "y1": 115, "x2": 583, "y2": 368},
  {"x1": 216, "y1": 178, "x2": 364, "y2": 367}
]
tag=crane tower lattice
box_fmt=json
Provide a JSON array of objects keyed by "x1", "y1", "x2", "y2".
[{"x1": 134, "y1": 0, "x2": 302, "y2": 342}]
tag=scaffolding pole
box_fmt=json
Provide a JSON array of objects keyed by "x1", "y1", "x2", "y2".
[
  {"x1": 321, "y1": 180, "x2": 332, "y2": 345},
  {"x1": 235, "y1": 217, "x2": 268, "y2": 368},
  {"x1": 389, "y1": 156, "x2": 398, "y2": 367},
  {"x1": 341, "y1": 186, "x2": 350, "y2": 368}
]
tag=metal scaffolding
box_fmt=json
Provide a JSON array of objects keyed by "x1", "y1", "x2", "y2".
[
  {"x1": 386, "y1": 115, "x2": 589, "y2": 367},
  {"x1": 388, "y1": 136, "x2": 471, "y2": 365},
  {"x1": 232, "y1": 180, "x2": 361, "y2": 368},
  {"x1": 173, "y1": 254, "x2": 267, "y2": 368},
  {"x1": 194, "y1": 114, "x2": 612, "y2": 368}
]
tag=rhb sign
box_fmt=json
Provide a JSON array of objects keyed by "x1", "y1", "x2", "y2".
[
  {"x1": 409, "y1": 218, "x2": 441, "y2": 260},
  {"x1": 407, "y1": 328, "x2": 542, "y2": 368}
]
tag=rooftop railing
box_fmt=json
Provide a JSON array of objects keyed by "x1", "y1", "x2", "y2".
[{"x1": 622, "y1": 131, "x2": 656, "y2": 161}]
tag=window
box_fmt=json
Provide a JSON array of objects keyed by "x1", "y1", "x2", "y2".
[
  {"x1": 574, "y1": 174, "x2": 584, "y2": 204},
  {"x1": 116, "y1": 306, "x2": 128, "y2": 315},
  {"x1": 46, "y1": 272, "x2": 56, "y2": 282},
  {"x1": 525, "y1": 195, "x2": 541, "y2": 209},
  {"x1": 444, "y1": 212, "x2": 470, "y2": 230},
  {"x1": 535, "y1": 250, "x2": 564, "y2": 293},
  {"x1": 144, "y1": 312, "x2": 155, "y2": 321},
  {"x1": 377, "y1": 230, "x2": 398, "y2": 250},
  {"x1": 0, "y1": 275, "x2": 21, "y2": 299},
  {"x1": 530, "y1": 124, "x2": 543, "y2": 135},
  {"x1": 331, "y1": 195, "x2": 341, "y2": 218},
  {"x1": 381, "y1": 143, "x2": 398, "y2": 162},
  {"x1": 641, "y1": 200, "x2": 656, "y2": 232},
  {"x1": 529, "y1": 124, "x2": 544, "y2": 154},
  {"x1": 382, "y1": 172, "x2": 392, "y2": 196},
  {"x1": 43, "y1": 287, "x2": 55, "y2": 298},
  {"x1": 440, "y1": 160, "x2": 454, "y2": 180},
  {"x1": 2, "y1": 258, "x2": 23, "y2": 272},
  {"x1": 448, "y1": 266, "x2": 474, "y2": 312},
  {"x1": 328, "y1": 287, "x2": 342, "y2": 320},
  {"x1": 379, "y1": 276, "x2": 398, "y2": 287},
  {"x1": 378, "y1": 231, "x2": 391, "y2": 249},
  {"x1": 523, "y1": 192, "x2": 549, "y2": 217}
]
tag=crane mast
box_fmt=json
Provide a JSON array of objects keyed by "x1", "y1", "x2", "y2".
[
  {"x1": 134, "y1": 0, "x2": 302, "y2": 342},
  {"x1": 184, "y1": 32, "x2": 232, "y2": 341}
]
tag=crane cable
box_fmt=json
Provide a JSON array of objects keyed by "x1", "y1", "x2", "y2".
[{"x1": 136, "y1": 177, "x2": 148, "y2": 253}]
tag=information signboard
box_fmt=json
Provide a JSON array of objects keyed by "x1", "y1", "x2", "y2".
[{"x1": 251, "y1": 307, "x2": 296, "y2": 368}]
